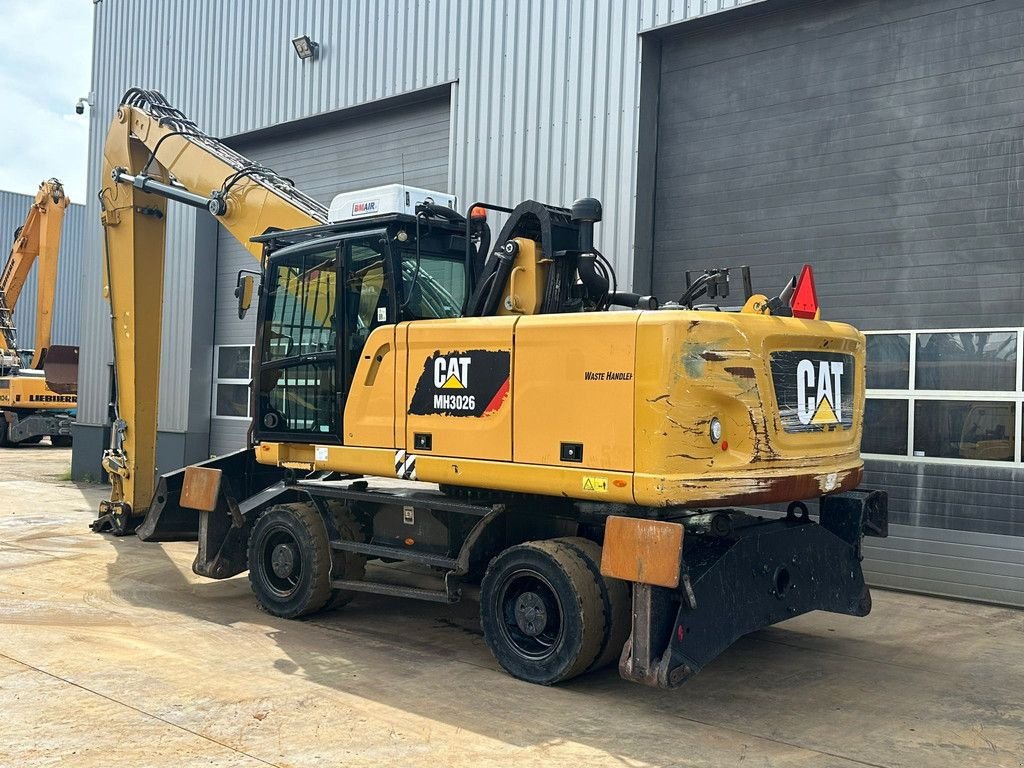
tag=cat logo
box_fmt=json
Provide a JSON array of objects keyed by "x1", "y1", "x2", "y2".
[
  {"x1": 434, "y1": 356, "x2": 470, "y2": 390},
  {"x1": 410, "y1": 349, "x2": 511, "y2": 418},
  {"x1": 797, "y1": 359, "x2": 844, "y2": 426}
]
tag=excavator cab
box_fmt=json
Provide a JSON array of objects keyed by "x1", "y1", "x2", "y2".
[{"x1": 250, "y1": 206, "x2": 469, "y2": 446}]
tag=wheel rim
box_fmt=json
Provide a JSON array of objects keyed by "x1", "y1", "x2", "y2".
[
  {"x1": 496, "y1": 567, "x2": 564, "y2": 661},
  {"x1": 259, "y1": 524, "x2": 304, "y2": 598}
]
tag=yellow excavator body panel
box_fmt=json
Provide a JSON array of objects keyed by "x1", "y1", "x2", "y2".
[
  {"x1": 0, "y1": 375, "x2": 77, "y2": 412},
  {"x1": 258, "y1": 309, "x2": 864, "y2": 508}
]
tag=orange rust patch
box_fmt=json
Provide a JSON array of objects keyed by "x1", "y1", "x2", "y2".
[
  {"x1": 180, "y1": 466, "x2": 222, "y2": 512},
  {"x1": 600, "y1": 516, "x2": 684, "y2": 588}
]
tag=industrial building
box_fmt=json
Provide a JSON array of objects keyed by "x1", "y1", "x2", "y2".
[
  {"x1": 0, "y1": 188, "x2": 85, "y2": 351},
  {"x1": 73, "y1": 0, "x2": 1023, "y2": 606}
]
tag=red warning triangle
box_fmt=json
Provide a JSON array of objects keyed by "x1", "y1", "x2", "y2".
[{"x1": 790, "y1": 264, "x2": 819, "y2": 319}]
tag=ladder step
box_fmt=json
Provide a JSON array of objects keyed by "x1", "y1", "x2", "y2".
[
  {"x1": 331, "y1": 579, "x2": 459, "y2": 603},
  {"x1": 330, "y1": 539, "x2": 458, "y2": 570}
]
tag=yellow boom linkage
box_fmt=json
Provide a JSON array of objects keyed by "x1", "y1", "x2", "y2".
[{"x1": 95, "y1": 89, "x2": 327, "y2": 530}]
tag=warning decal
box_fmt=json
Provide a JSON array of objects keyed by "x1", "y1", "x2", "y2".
[
  {"x1": 409, "y1": 349, "x2": 511, "y2": 417},
  {"x1": 582, "y1": 476, "x2": 609, "y2": 493}
]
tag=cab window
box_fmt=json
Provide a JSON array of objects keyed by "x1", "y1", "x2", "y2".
[
  {"x1": 262, "y1": 247, "x2": 337, "y2": 362},
  {"x1": 397, "y1": 234, "x2": 466, "y2": 320}
]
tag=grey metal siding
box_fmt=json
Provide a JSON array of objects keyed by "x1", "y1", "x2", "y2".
[
  {"x1": 863, "y1": 524, "x2": 1024, "y2": 608},
  {"x1": 651, "y1": 0, "x2": 1024, "y2": 331},
  {"x1": 0, "y1": 189, "x2": 85, "y2": 352},
  {"x1": 867, "y1": 459, "x2": 1024, "y2": 539},
  {"x1": 650, "y1": 0, "x2": 1024, "y2": 606},
  {"x1": 79, "y1": 0, "x2": 761, "y2": 434},
  {"x1": 210, "y1": 94, "x2": 452, "y2": 456}
]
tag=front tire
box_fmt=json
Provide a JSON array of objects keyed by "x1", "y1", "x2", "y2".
[
  {"x1": 248, "y1": 503, "x2": 333, "y2": 619},
  {"x1": 480, "y1": 539, "x2": 606, "y2": 685}
]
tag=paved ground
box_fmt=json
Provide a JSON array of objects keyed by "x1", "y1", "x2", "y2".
[{"x1": 1, "y1": 446, "x2": 1022, "y2": 768}]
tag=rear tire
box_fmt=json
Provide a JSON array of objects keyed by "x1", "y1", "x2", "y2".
[
  {"x1": 480, "y1": 539, "x2": 605, "y2": 685},
  {"x1": 0, "y1": 418, "x2": 10, "y2": 447},
  {"x1": 248, "y1": 502, "x2": 333, "y2": 619},
  {"x1": 51, "y1": 435, "x2": 73, "y2": 448},
  {"x1": 553, "y1": 537, "x2": 631, "y2": 672}
]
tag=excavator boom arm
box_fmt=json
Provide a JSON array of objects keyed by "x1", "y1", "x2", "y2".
[
  {"x1": 0, "y1": 179, "x2": 69, "y2": 368},
  {"x1": 98, "y1": 89, "x2": 327, "y2": 523}
]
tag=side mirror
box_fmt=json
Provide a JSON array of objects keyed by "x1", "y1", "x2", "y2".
[{"x1": 234, "y1": 272, "x2": 256, "y2": 319}]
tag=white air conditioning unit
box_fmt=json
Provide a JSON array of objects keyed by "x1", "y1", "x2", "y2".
[{"x1": 327, "y1": 184, "x2": 457, "y2": 223}]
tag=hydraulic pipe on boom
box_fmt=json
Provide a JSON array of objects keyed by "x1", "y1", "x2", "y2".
[
  {"x1": 94, "y1": 88, "x2": 328, "y2": 534},
  {"x1": 0, "y1": 179, "x2": 69, "y2": 370}
]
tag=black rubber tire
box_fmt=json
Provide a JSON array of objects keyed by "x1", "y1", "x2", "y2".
[
  {"x1": 248, "y1": 502, "x2": 333, "y2": 619},
  {"x1": 480, "y1": 539, "x2": 605, "y2": 685},
  {"x1": 554, "y1": 537, "x2": 632, "y2": 672},
  {"x1": 325, "y1": 500, "x2": 367, "y2": 610},
  {"x1": 51, "y1": 435, "x2": 73, "y2": 448},
  {"x1": 0, "y1": 418, "x2": 9, "y2": 447}
]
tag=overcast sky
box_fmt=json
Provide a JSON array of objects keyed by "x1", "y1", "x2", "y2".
[{"x1": 0, "y1": 1, "x2": 92, "y2": 202}]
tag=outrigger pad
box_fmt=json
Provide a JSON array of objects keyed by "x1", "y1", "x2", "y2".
[{"x1": 620, "y1": 491, "x2": 888, "y2": 688}]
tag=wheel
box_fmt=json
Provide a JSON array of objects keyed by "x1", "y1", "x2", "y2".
[
  {"x1": 51, "y1": 435, "x2": 73, "y2": 448},
  {"x1": 248, "y1": 502, "x2": 333, "y2": 618},
  {"x1": 480, "y1": 539, "x2": 606, "y2": 685},
  {"x1": 324, "y1": 501, "x2": 367, "y2": 610},
  {"x1": 0, "y1": 418, "x2": 9, "y2": 447},
  {"x1": 553, "y1": 537, "x2": 631, "y2": 672}
]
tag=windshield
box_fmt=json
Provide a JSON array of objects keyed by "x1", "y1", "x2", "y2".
[{"x1": 398, "y1": 236, "x2": 466, "y2": 320}]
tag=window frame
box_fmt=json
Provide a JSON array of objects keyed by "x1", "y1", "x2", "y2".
[
  {"x1": 863, "y1": 327, "x2": 1023, "y2": 467},
  {"x1": 212, "y1": 344, "x2": 254, "y2": 421}
]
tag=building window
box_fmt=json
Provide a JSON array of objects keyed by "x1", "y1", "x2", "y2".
[
  {"x1": 864, "y1": 329, "x2": 1022, "y2": 465},
  {"x1": 214, "y1": 345, "x2": 252, "y2": 419}
]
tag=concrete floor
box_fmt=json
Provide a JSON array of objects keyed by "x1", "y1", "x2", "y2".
[{"x1": 1, "y1": 447, "x2": 1022, "y2": 768}]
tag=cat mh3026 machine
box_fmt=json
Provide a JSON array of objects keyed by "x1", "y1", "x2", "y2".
[
  {"x1": 92, "y1": 89, "x2": 887, "y2": 688},
  {"x1": 0, "y1": 179, "x2": 78, "y2": 447}
]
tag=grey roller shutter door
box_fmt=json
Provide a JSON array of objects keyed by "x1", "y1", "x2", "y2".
[{"x1": 651, "y1": 0, "x2": 1024, "y2": 606}]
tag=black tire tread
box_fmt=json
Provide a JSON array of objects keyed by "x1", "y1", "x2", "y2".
[
  {"x1": 481, "y1": 538, "x2": 605, "y2": 685},
  {"x1": 553, "y1": 536, "x2": 631, "y2": 672},
  {"x1": 248, "y1": 502, "x2": 333, "y2": 619}
]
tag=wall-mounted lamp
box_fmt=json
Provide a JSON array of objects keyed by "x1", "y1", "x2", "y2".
[{"x1": 291, "y1": 34, "x2": 319, "y2": 61}]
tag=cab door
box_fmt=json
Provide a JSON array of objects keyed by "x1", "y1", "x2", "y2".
[
  {"x1": 253, "y1": 241, "x2": 343, "y2": 444},
  {"x1": 340, "y1": 234, "x2": 398, "y2": 447}
]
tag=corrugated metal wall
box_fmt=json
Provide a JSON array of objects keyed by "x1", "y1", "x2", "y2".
[
  {"x1": 79, "y1": 0, "x2": 763, "y2": 432},
  {"x1": 0, "y1": 189, "x2": 85, "y2": 351}
]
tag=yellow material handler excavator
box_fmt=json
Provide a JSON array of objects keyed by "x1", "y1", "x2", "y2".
[
  {"x1": 0, "y1": 179, "x2": 78, "y2": 447},
  {"x1": 92, "y1": 89, "x2": 888, "y2": 688}
]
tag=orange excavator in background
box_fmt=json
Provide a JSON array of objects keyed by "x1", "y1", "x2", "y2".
[{"x1": 0, "y1": 179, "x2": 79, "y2": 447}]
